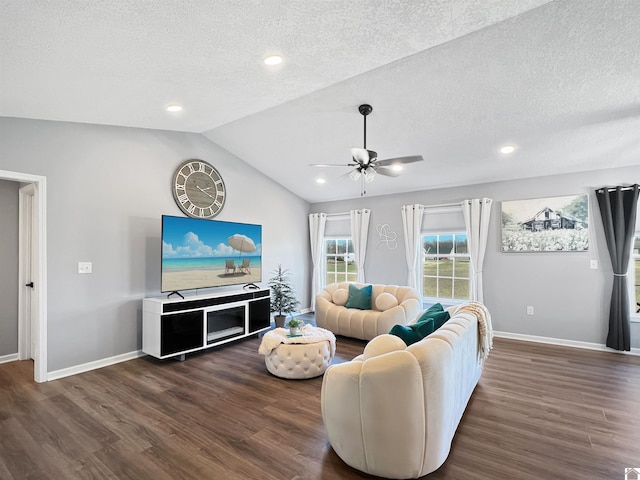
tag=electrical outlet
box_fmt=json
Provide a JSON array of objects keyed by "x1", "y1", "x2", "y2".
[
  {"x1": 526, "y1": 306, "x2": 534, "y2": 315},
  {"x1": 78, "y1": 262, "x2": 92, "y2": 274}
]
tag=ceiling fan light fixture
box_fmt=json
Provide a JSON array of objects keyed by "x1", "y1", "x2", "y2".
[
  {"x1": 349, "y1": 169, "x2": 361, "y2": 181},
  {"x1": 364, "y1": 167, "x2": 377, "y2": 183}
]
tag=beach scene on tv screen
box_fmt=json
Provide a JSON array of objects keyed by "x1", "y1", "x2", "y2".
[{"x1": 162, "y1": 216, "x2": 262, "y2": 292}]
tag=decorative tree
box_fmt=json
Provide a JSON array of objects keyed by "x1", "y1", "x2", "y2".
[{"x1": 268, "y1": 265, "x2": 300, "y2": 327}]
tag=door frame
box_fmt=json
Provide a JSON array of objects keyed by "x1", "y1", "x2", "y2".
[
  {"x1": 18, "y1": 183, "x2": 35, "y2": 361},
  {"x1": 1, "y1": 169, "x2": 47, "y2": 383}
]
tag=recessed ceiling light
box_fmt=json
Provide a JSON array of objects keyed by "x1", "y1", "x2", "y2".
[
  {"x1": 263, "y1": 55, "x2": 283, "y2": 66},
  {"x1": 166, "y1": 105, "x2": 183, "y2": 113},
  {"x1": 316, "y1": 178, "x2": 326, "y2": 184},
  {"x1": 500, "y1": 145, "x2": 516, "y2": 154},
  {"x1": 391, "y1": 165, "x2": 403, "y2": 172}
]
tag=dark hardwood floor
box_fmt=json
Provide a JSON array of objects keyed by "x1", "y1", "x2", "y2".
[{"x1": 1, "y1": 334, "x2": 639, "y2": 479}]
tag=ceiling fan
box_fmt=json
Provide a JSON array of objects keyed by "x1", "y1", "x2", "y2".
[{"x1": 311, "y1": 104, "x2": 423, "y2": 195}]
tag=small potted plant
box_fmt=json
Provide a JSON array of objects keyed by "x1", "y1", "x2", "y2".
[
  {"x1": 286, "y1": 317, "x2": 304, "y2": 336},
  {"x1": 268, "y1": 264, "x2": 300, "y2": 328}
]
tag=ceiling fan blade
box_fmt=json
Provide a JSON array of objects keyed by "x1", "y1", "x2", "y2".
[
  {"x1": 374, "y1": 155, "x2": 424, "y2": 167},
  {"x1": 310, "y1": 163, "x2": 355, "y2": 167},
  {"x1": 375, "y1": 166, "x2": 403, "y2": 177},
  {"x1": 350, "y1": 148, "x2": 377, "y2": 165}
]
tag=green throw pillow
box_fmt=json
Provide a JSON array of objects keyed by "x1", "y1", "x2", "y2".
[
  {"x1": 345, "y1": 284, "x2": 372, "y2": 310},
  {"x1": 389, "y1": 324, "x2": 421, "y2": 345},
  {"x1": 425, "y1": 303, "x2": 444, "y2": 314},
  {"x1": 389, "y1": 317, "x2": 435, "y2": 346},
  {"x1": 417, "y1": 303, "x2": 450, "y2": 330},
  {"x1": 411, "y1": 317, "x2": 435, "y2": 338}
]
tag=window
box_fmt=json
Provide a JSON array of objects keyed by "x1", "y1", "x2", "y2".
[
  {"x1": 422, "y1": 233, "x2": 470, "y2": 303},
  {"x1": 325, "y1": 238, "x2": 357, "y2": 284}
]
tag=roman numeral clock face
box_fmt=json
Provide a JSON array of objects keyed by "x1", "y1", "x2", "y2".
[{"x1": 172, "y1": 160, "x2": 226, "y2": 218}]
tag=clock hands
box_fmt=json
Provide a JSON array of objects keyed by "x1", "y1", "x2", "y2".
[{"x1": 196, "y1": 185, "x2": 215, "y2": 199}]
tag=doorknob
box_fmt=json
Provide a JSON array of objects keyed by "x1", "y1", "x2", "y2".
[{"x1": 25, "y1": 282, "x2": 34, "y2": 288}]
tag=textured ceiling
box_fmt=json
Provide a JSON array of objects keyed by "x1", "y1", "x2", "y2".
[{"x1": 2, "y1": 0, "x2": 639, "y2": 203}]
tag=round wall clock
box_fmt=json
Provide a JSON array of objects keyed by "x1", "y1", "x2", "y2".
[{"x1": 172, "y1": 159, "x2": 226, "y2": 218}]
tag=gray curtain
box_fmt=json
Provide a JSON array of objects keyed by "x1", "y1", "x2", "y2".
[{"x1": 595, "y1": 184, "x2": 639, "y2": 351}]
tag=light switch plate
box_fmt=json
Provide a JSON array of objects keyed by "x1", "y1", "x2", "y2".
[
  {"x1": 590, "y1": 259, "x2": 598, "y2": 269},
  {"x1": 78, "y1": 262, "x2": 92, "y2": 274}
]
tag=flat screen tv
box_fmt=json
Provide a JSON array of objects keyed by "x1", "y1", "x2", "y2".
[{"x1": 161, "y1": 215, "x2": 262, "y2": 293}]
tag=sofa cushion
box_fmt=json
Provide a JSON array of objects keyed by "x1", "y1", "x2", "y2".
[
  {"x1": 332, "y1": 288, "x2": 349, "y2": 306},
  {"x1": 345, "y1": 284, "x2": 372, "y2": 310},
  {"x1": 375, "y1": 292, "x2": 399, "y2": 311},
  {"x1": 417, "y1": 303, "x2": 451, "y2": 330},
  {"x1": 363, "y1": 334, "x2": 407, "y2": 359}
]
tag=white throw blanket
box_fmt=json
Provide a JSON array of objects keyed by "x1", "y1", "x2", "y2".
[
  {"x1": 452, "y1": 301, "x2": 493, "y2": 363},
  {"x1": 258, "y1": 324, "x2": 336, "y2": 356}
]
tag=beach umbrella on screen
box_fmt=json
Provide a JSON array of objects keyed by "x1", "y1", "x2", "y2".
[{"x1": 228, "y1": 234, "x2": 256, "y2": 255}]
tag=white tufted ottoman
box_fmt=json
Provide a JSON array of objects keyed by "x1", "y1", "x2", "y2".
[{"x1": 259, "y1": 326, "x2": 336, "y2": 379}]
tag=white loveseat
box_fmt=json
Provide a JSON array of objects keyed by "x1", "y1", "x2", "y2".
[
  {"x1": 321, "y1": 304, "x2": 489, "y2": 479},
  {"x1": 315, "y1": 282, "x2": 421, "y2": 341}
]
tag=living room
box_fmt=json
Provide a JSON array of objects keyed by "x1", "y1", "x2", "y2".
[{"x1": 1, "y1": 1, "x2": 640, "y2": 478}]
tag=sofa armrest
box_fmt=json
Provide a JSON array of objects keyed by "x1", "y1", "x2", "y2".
[
  {"x1": 377, "y1": 297, "x2": 422, "y2": 334},
  {"x1": 322, "y1": 350, "x2": 426, "y2": 479},
  {"x1": 363, "y1": 334, "x2": 406, "y2": 359},
  {"x1": 316, "y1": 290, "x2": 333, "y2": 303}
]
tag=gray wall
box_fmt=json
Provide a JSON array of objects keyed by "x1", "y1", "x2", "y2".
[
  {"x1": 0, "y1": 117, "x2": 311, "y2": 372},
  {"x1": 311, "y1": 165, "x2": 640, "y2": 348},
  {"x1": 0, "y1": 179, "x2": 19, "y2": 356}
]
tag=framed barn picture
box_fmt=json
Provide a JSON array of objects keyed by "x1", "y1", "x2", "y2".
[{"x1": 501, "y1": 194, "x2": 589, "y2": 252}]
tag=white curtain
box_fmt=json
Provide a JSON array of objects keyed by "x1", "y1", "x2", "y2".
[
  {"x1": 350, "y1": 209, "x2": 370, "y2": 282},
  {"x1": 308, "y1": 213, "x2": 327, "y2": 310},
  {"x1": 401, "y1": 204, "x2": 425, "y2": 294},
  {"x1": 462, "y1": 198, "x2": 493, "y2": 303}
]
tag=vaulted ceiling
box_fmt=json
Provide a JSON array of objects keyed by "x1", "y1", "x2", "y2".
[{"x1": 2, "y1": 1, "x2": 639, "y2": 203}]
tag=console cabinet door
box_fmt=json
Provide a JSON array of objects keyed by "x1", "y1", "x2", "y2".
[
  {"x1": 161, "y1": 311, "x2": 204, "y2": 356},
  {"x1": 249, "y1": 298, "x2": 271, "y2": 332}
]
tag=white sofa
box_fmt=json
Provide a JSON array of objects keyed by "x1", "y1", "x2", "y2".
[
  {"x1": 321, "y1": 305, "x2": 488, "y2": 479},
  {"x1": 315, "y1": 282, "x2": 421, "y2": 341}
]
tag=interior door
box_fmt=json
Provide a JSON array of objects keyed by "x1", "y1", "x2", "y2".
[{"x1": 18, "y1": 183, "x2": 36, "y2": 361}]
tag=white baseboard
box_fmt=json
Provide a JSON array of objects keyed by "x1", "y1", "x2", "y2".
[
  {"x1": 47, "y1": 350, "x2": 145, "y2": 381},
  {"x1": 0, "y1": 353, "x2": 19, "y2": 364},
  {"x1": 494, "y1": 330, "x2": 640, "y2": 356}
]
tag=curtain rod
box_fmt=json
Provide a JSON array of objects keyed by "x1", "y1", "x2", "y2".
[
  {"x1": 403, "y1": 202, "x2": 462, "y2": 210},
  {"x1": 596, "y1": 185, "x2": 638, "y2": 193},
  {"x1": 325, "y1": 212, "x2": 349, "y2": 217},
  {"x1": 422, "y1": 202, "x2": 461, "y2": 209}
]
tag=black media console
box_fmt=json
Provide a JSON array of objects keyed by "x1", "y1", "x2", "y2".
[{"x1": 142, "y1": 288, "x2": 270, "y2": 360}]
